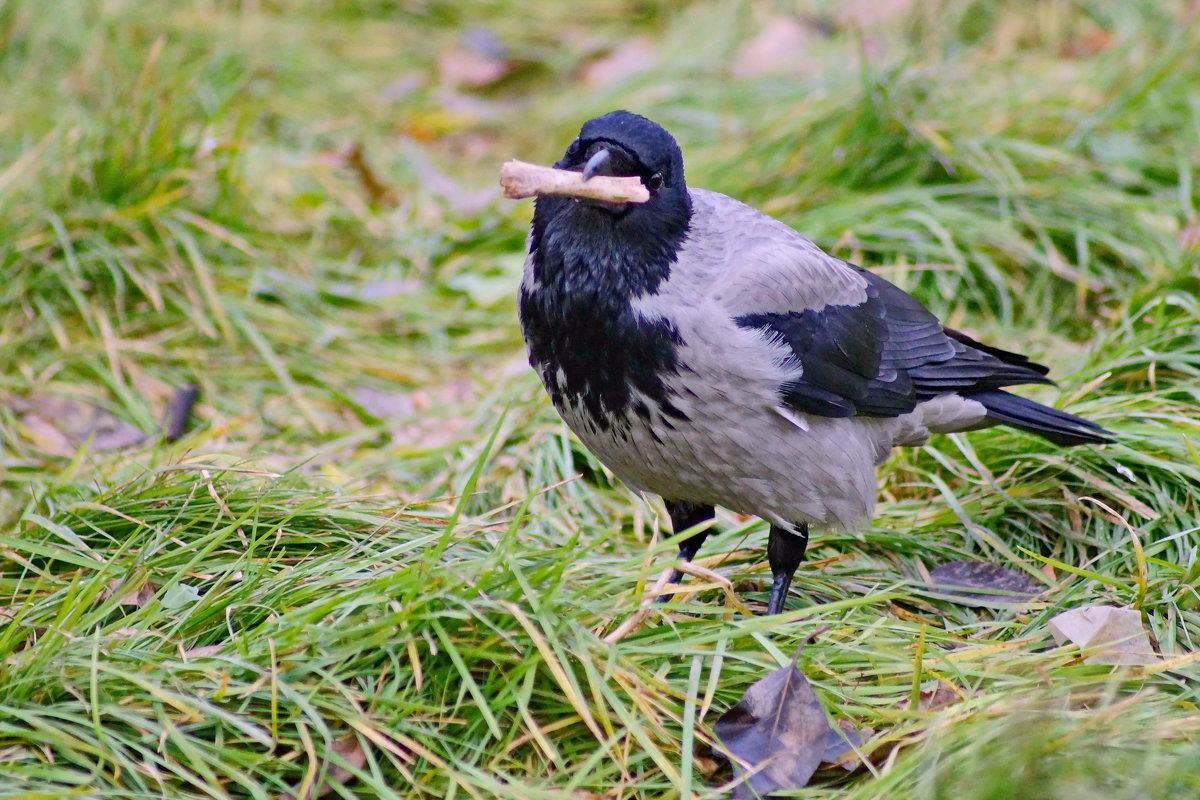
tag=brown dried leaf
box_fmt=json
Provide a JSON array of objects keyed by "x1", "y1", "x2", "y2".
[
  {"x1": 285, "y1": 733, "x2": 368, "y2": 800},
  {"x1": 181, "y1": 644, "x2": 224, "y2": 660},
  {"x1": 437, "y1": 37, "x2": 509, "y2": 89},
  {"x1": 1048, "y1": 605, "x2": 1160, "y2": 665},
  {"x1": 581, "y1": 37, "x2": 656, "y2": 86},
  {"x1": 927, "y1": 560, "x2": 1044, "y2": 607},
  {"x1": 102, "y1": 578, "x2": 157, "y2": 608},
  {"x1": 714, "y1": 631, "x2": 857, "y2": 797},
  {"x1": 1060, "y1": 30, "x2": 1116, "y2": 58},
  {"x1": 900, "y1": 684, "x2": 965, "y2": 712},
  {"x1": 9, "y1": 394, "x2": 146, "y2": 454},
  {"x1": 731, "y1": 16, "x2": 818, "y2": 79}
]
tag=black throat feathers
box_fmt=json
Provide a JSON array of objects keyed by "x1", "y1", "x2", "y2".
[{"x1": 519, "y1": 195, "x2": 691, "y2": 429}]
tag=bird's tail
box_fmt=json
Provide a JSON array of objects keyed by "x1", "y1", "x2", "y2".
[{"x1": 969, "y1": 389, "x2": 1113, "y2": 446}]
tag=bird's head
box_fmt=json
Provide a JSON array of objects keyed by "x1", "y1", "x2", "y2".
[
  {"x1": 528, "y1": 112, "x2": 692, "y2": 294},
  {"x1": 549, "y1": 110, "x2": 691, "y2": 224}
]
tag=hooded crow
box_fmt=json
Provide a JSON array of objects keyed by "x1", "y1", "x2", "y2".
[{"x1": 518, "y1": 110, "x2": 1112, "y2": 614}]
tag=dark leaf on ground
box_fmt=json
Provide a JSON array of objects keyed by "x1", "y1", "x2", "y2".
[
  {"x1": 714, "y1": 629, "x2": 853, "y2": 797},
  {"x1": 162, "y1": 383, "x2": 200, "y2": 442},
  {"x1": 926, "y1": 560, "x2": 1044, "y2": 607},
  {"x1": 819, "y1": 718, "x2": 870, "y2": 771},
  {"x1": 900, "y1": 684, "x2": 967, "y2": 712}
]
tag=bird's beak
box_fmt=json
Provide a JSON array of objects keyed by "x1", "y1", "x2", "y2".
[{"x1": 581, "y1": 148, "x2": 612, "y2": 181}]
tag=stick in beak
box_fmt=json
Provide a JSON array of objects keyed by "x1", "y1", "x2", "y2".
[{"x1": 499, "y1": 159, "x2": 650, "y2": 203}]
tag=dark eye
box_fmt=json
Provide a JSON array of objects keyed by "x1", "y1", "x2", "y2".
[
  {"x1": 565, "y1": 138, "x2": 583, "y2": 158},
  {"x1": 645, "y1": 172, "x2": 664, "y2": 191}
]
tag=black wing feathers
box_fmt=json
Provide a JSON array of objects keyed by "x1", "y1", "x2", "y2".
[
  {"x1": 943, "y1": 327, "x2": 1050, "y2": 375},
  {"x1": 734, "y1": 267, "x2": 1054, "y2": 419}
]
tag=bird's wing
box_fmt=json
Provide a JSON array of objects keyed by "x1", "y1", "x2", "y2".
[{"x1": 697, "y1": 203, "x2": 1050, "y2": 419}]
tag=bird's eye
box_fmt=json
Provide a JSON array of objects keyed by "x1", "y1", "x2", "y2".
[
  {"x1": 645, "y1": 172, "x2": 664, "y2": 191},
  {"x1": 565, "y1": 139, "x2": 583, "y2": 158}
]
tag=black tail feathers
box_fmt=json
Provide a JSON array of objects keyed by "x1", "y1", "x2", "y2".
[{"x1": 969, "y1": 389, "x2": 1113, "y2": 446}]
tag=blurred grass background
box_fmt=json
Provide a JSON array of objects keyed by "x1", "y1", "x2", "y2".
[{"x1": 1, "y1": 0, "x2": 1199, "y2": 797}]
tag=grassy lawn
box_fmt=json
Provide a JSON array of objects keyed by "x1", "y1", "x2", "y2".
[{"x1": 2, "y1": 0, "x2": 1199, "y2": 797}]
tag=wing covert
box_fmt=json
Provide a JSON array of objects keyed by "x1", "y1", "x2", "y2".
[{"x1": 726, "y1": 263, "x2": 1051, "y2": 418}]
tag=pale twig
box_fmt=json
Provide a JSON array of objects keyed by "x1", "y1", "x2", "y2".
[
  {"x1": 602, "y1": 561, "x2": 752, "y2": 644},
  {"x1": 500, "y1": 160, "x2": 650, "y2": 203},
  {"x1": 603, "y1": 567, "x2": 675, "y2": 645},
  {"x1": 675, "y1": 561, "x2": 755, "y2": 618}
]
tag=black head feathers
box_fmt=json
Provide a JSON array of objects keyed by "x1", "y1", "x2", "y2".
[{"x1": 557, "y1": 110, "x2": 687, "y2": 194}]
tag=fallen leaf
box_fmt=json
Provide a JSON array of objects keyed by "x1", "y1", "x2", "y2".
[
  {"x1": 437, "y1": 28, "x2": 510, "y2": 89},
  {"x1": 352, "y1": 387, "x2": 414, "y2": 419},
  {"x1": 1060, "y1": 30, "x2": 1115, "y2": 58},
  {"x1": 8, "y1": 394, "x2": 146, "y2": 455},
  {"x1": 102, "y1": 578, "x2": 157, "y2": 608},
  {"x1": 714, "y1": 629, "x2": 854, "y2": 797},
  {"x1": 181, "y1": 644, "x2": 224, "y2": 660},
  {"x1": 15, "y1": 413, "x2": 76, "y2": 456},
  {"x1": 900, "y1": 684, "x2": 965, "y2": 712},
  {"x1": 927, "y1": 561, "x2": 1044, "y2": 607},
  {"x1": 162, "y1": 383, "x2": 199, "y2": 442},
  {"x1": 283, "y1": 732, "x2": 368, "y2": 800},
  {"x1": 731, "y1": 16, "x2": 818, "y2": 79},
  {"x1": 580, "y1": 37, "x2": 656, "y2": 85},
  {"x1": 401, "y1": 138, "x2": 497, "y2": 215},
  {"x1": 1048, "y1": 605, "x2": 1160, "y2": 665},
  {"x1": 818, "y1": 718, "x2": 870, "y2": 771}
]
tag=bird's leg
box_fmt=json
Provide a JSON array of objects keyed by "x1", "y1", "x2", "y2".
[
  {"x1": 766, "y1": 523, "x2": 809, "y2": 615},
  {"x1": 658, "y1": 500, "x2": 715, "y2": 602}
]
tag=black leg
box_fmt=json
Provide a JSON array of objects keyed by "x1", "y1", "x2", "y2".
[
  {"x1": 659, "y1": 500, "x2": 714, "y2": 601},
  {"x1": 666, "y1": 500, "x2": 714, "y2": 582},
  {"x1": 766, "y1": 523, "x2": 809, "y2": 615}
]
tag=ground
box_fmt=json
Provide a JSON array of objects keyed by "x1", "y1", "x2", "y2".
[{"x1": 1, "y1": 1, "x2": 1199, "y2": 798}]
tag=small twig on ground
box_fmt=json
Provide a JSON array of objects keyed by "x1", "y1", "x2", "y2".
[
  {"x1": 499, "y1": 159, "x2": 650, "y2": 203},
  {"x1": 603, "y1": 561, "x2": 752, "y2": 644},
  {"x1": 343, "y1": 142, "x2": 399, "y2": 207},
  {"x1": 603, "y1": 567, "x2": 675, "y2": 644},
  {"x1": 676, "y1": 561, "x2": 755, "y2": 617}
]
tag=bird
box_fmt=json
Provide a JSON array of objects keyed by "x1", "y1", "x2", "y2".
[{"x1": 517, "y1": 110, "x2": 1112, "y2": 615}]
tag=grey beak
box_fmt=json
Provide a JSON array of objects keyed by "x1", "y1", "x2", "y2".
[{"x1": 581, "y1": 148, "x2": 612, "y2": 181}]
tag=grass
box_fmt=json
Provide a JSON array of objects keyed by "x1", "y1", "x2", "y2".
[{"x1": 1, "y1": 0, "x2": 1199, "y2": 797}]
